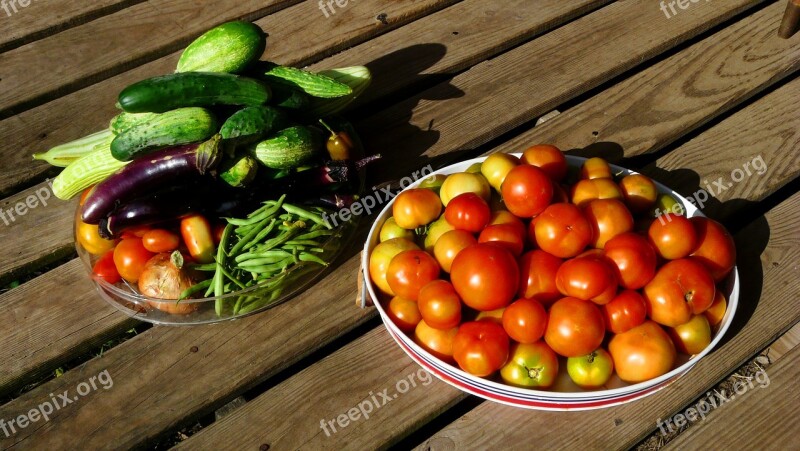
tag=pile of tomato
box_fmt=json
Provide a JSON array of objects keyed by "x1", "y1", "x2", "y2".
[{"x1": 369, "y1": 145, "x2": 735, "y2": 389}]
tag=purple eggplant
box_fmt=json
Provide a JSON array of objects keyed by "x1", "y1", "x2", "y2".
[{"x1": 81, "y1": 135, "x2": 222, "y2": 224}]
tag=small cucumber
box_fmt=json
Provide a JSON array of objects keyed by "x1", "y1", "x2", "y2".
[
  {"x1": 219, "y1": 105, "x2": 286, "y2": 143},
  {"x1": 109, "y1": 112, "x2": 159, "y2": 135},
  {"x1": 254, "y1": 126, "x2": 322, "y2": 169},
  {"x1": 307, "y1": 66, "x2": 372, "y2": 117},
  {"x1": 110, "y1": 107, "x2": 218, "y2": 161},
  {"x1": 258, "y1": 62, "x2": 351, "y2": 98},
  {"x1": 33, "y1": 129, "x2": 114, "y2": 167},
  {"x1": 118, "y1": 72, "x2": 271, "y2": 113},
  {"x1": 177, "y1": 21, "x2": 266, "y2": 74}
]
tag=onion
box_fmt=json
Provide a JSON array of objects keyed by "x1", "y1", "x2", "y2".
[{"x1": 138, "y1": 251, "x2": 199, "y2": 314}]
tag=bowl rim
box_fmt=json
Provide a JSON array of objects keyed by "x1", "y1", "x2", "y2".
[{"x1": 362, "y1": 153, "x2": 739, "y2": 404}]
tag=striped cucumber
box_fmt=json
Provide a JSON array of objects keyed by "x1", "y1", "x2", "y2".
[
  {"x1": 307, "y1": 66, "x2": 372, "y2": 117},
  {"x1": 118, "y1": 72, "x2": 271, "y2": 113},
  {"x1": 110, "y1": 112, "x2": 159, "y2": 135},
  {"x1": 220, "y1": 105, "x2": 286, "y2": 143},
  {"x1": 176, "y1": 21, "x2": 266, "y2": 74},
  {"x1": 111, "y1": 107, "x2": 218, "y2": 161},
  {"x1": 53, "y1": 145, "x2": 128, "y2": 200},
  {"x1": 33, "y1": 129, "x2": 114, "y2": 167},
  {"x1": 258, "y1": 62, "x2": 351, "y2": 98},
  {"x1": 254, "y1": 126, "x2": 322, "y2": 169}
]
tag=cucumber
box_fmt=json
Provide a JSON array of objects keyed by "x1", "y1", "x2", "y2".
[
  {"x1": 254, "y1": 126, "x2": 322, "y2": 169},
  {"x1": 109, "y1": 112, "x2": 159, "y2": 134},
  {"x1": 307, "y1": 66, "x2": 372, "y2": 117},
  {"x1": 110, "y1": 107, "x2": 218, "y2": 161},
  {"x1": 270, "y1": 85, "x2": 311, "y2": 110},
  {"x1": 33, "y1": 129, "x2": 114, "y2": 167},
  {"x1": 53, "y1": 144, "x2": 128, "y2": 200},
  {"x1": 219, "y1": 105, "x2": 286, "y2": 143},
  {"x1": 176, "y1": 21, "x2": 266, "y2": 74},
  {"x1": 118, "y1": 72, "x2": 270, "y2": 113},
  {"x1": 258, "y1": 62, "x2": 352, "y2": 98}
]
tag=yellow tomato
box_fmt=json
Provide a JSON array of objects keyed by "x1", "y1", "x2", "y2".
[
  {"x1": 440, "y1": 172, "x2": 492, "y2": 206},
  {"x1": 423, "y1": 215, "x2": 456, "y2": 252},
  {"x1": 75, "y1": 216, "x2": 116, "y2": 255},
  {"x1": 379, "y1": 217, "x2": 415, "y2": 242},
  {"x1": 481, "y1": 153, "x2": 520, "y2": 192},
  {"x1": 392, "y1": 189, "x2": 442, "y2": 229}
]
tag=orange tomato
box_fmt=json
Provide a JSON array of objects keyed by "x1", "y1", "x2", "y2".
[
  {"x1": 520, "y1": 144, "x2": 567, "y2": 181},
  {"x1": 393, "y1": 188, "x2": 442, "y2": 229},
  {"x1": 555, "y1": 256, "x2": 618, "y2": 305},
  {"x1": 643, "y1": 258, "x2": 715, "y2": 327},
  {"x1": 544, "y1": 297, "x2": 605, "y2": 357},
  {"x1": 418, "y1": 280, "x2": 462, "y2": 330},
  {"x1": 76, "y1": 218, "x2": 116, "y2": 255},
  {"x1": 488, "y1": 210, "x2": 526, "y2": 237},
  {"x1": 689, "y1": 217, "x2": 736, "y2": 282},
  {"x1": 414, "y1": 320, "x2": 459, "y2": 363},
  {"x1": 604, "y1": 232, "x2": 657, "y2": 290},
  {"x1": 619, "y1": 174, "x2": 658, "y2": 213},
  {"x1": 501, "y1": 165, "x2": 553, "y2": 218},
  {"x1": 704, "y1": 291, "x2": 727, "y2": 327},
  {"x1": 647, "y1": 213, "x2": 697, "y2": 260},
  {"x1": 582, "y1": 199, "x2": 634, "y2": 248},
  {"x1": 570, "y1": 178, "x2": 623, "y2": 207},
  {"x1": 433, "y1": 230, "x2": 477, "y2": 273},
  {"x1": 531, "y1": 203, "x2": 592, "y2": 258},
  {"x1": 668, "y1": 314, "x2": 711, "y2": 355},
  {"x1": 112, "y1": 238, "x2": 154, "y2": 283},
  {"x1": 478, "y1": 224, "x2": 525, "y2": 256},
  {"x1": 386, "y1": 250, "x2": 440, "y2": 301},
  {"x1": 142, "y1": 229, "x2": 181, "y2": 253},
  {"x1": 502, "y1": 298, "x2": 547, "y2": 344},
  {"x1": 369, "y1": 238, "x2": 420, "y2": 295},
  {"x1": 450, "y1": 244, "x2": 519, "y2": 311},
  {"x1": 609, "y1": 321, "x2": 676, "y2": 383},
  {"x1": 517, "y1": 250, "x2": 562, "y2": 304},
  {"x1": 387, "y1": 296, "x2": 423, "y2": 332},
  {"x1": 453, "y1": 321, "x2": 510, "y2": 376},
  {"x1": 579, "y1": 157, "x2": 613, "y2": 180}
]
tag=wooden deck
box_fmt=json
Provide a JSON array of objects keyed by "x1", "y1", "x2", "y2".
[{"x1": 0, "y1": 0, "x2": 798, "y2": 449}]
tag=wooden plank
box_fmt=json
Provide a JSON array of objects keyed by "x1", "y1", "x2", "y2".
[
  {"x1": 0, "y1": 260, "x2": 136, "y2": 395},
  {"x1": 163, "y1": 74, "x2": 800, "y2": 451},
  {"x1": 0, "y1": 0, "x2": 457, "y2": 120},
  {"x1": 173, "y1": 327, "x2": 466, "y2": 450},
  {"x1": 664, "y1": 344, "x2": 800, "y2": 450},
  {"x1": 764, "y1": 321, "x2": 800, "y2": 362},
  {"x1": 487, "y1": 1, "x2": 800, "y2": 159},
  {"x1": 0, "y1": 0, "x2": 609, "y2": 398},
  {"x1": 1, "y1": 0, "x2": 602, "y2": 197},
  {"x1": 0, "y1": 0, "x2": 145, "y2": 53},
  {"x1": 0, "y1": 1, "x2": 775, "y2": 447},
  {"x1": 415, "y1": 190, "x2": 800, "y2": 450}
]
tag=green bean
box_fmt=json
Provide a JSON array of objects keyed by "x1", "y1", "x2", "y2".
[
  {"x1": 219, "y1": 265, "x2": 247, "y2": 290},
  {"x1": 228, "y1": 217, "x2": 270, "y2": 256},
  {"x1": 258, "y1": 227, "x2": 302, "y2": 253},
  {"x1": 235, "y1": 250, "x2": 293, "y2": 263},
  {"x1": 242, "y1": 218, "x2": 278, "y2": 252},
  {"x1": 214, "y1": 224, "x2": 235, "y2": 316},
  {"x1": 179, "y1": 279, "x2": 213, "y2": 300},
  {"x1": 284, "y1": 239, "x2": 322, "y2": 247},
  {"x1": 240, "y1": 263, "x2": 290, "y2": 273},
  {"x1": 294, "y1": 229, "x2": 334, "y2": 241},
  {"x1": 299, "y1": 252, "x2": 329, "y2": 266},
  {"x1": 188, "y1": 263, "x2": 217, "y2": 271},
  {"x1": 226, "y1": 195, "x2": 286, "y2": 226},
  {"x1": 282, "y1": 204, "x2": 330, "y2": 229},
  {"x1": 238, "y1": 256, "x2": 293, "y2": 267}
]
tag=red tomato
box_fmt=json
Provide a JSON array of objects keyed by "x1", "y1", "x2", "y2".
[
  {"x1": 369, "y1": 238, "x2": 420, "y2": 295},
  {"x1": 643, "y1": 258, "x2": 715, "y2": 327},
  {"x1": 387, "y1": 296, "x2": 422, "y2": 332},
  {"x1": 501, "y1": 165, "x2": 553, "y2": 218},
  {"x1": 609, "y1": 321, "x2": 676, "y2": 383},
  {"x1": 582, "y1": 198, "x2": 633, "y2": 248},
  {"x1": 520, "y1": 144, "x2": 567, "y2": 181},
  {"x1": 619, "y1": 174, "x2": 658, "y2": 213},
  {"x1": 414, "y1": 320, "x2": 459, "y2": 363},
  {"x1": 433, "y1": 229, "x2": 477, "y2": 273},
  {"x1": 488, "y1": 210, "x2": 526, "y2": 237},
  {"x1": 517, "y1": 250, "x2": 563, "y2": 303},
  {"x1": 579, "y1": 157, "x2": 613, "y2": 180},
  {"x1": 500, "y1": 341, "x2": 559, "y2": 388},
  {"x1": 555, "y1": 256, "x2": 617, "y2": 305},
  {"x1": 544, "y1": 297, "x2": 605, "y2": 357},
  {"x1": 392, "y1": 188, "x2": 442, "y2": 229},
  {"x1": 386, "y1": 250, "x2": 440, "y2": 301},
  {"x1": 478, "y1": 224, "x2": 525, "y2": 256},
  {"x1": 453, "y1": 321, "x2": 510, "y2": 376},
  {"x1": 704, "y1": 291, "x2": 727, "y2": 327},
  {"x1": 92, "y1": 249, "x2": 121, "y2": 284},
  {"x1": 113, "y1": 238, "x2": 154, "y2": 283},
  {"x1": 444, "y1": 192, "x2": 491, "y2": 233},
  {"x1": 647, "y1": 213, "x2": 697, "y2": 260},
  {"x1": 602, "y1": 290, "x2": 647, "y2": 334},
  {"x1": 604, "y1": 232, "x2": 657, "y2": 289},
  {"x1": 142, "y1": 229, "x2": 181, "y2": 253},
  {"x1": 570, "y1": 178, "x2": 623, "y2": 207},
  {"x1": 689, "y1": 217, "x2": 736, "y2": 282},
  {"x1": 450, "y1": 244, "x2": 519, "y2": 311},
  {"x1": 531, "y1": 203, "x2": 592, "y2": 258},
  {"x1": 566, "y1": 348, "x2": 614, "y2": 389},
  {"x1": 502, "y1": 298, "x2": 547, "y2": 343},
  {"x1": 418, "y1": 280, "x2": 462, "y2": 330},
  {"x1": 668, "y1": 314, "x2": 711, "y2": 355}
]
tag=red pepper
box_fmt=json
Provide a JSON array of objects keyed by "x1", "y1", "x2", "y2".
[{"x1": 180, "y1": 214, "x2": 215, "y2": 264}]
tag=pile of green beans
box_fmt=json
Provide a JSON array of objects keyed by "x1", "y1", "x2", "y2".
[{"x1": 182, "y1": 194, "x2": 335, "y2": 316}]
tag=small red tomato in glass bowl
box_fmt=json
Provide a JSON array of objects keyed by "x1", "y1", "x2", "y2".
[{"x1": 363, "y1": 153, "x2": 739, "y2": 410}]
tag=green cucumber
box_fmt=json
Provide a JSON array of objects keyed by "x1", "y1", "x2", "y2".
[
  {"x1": 110, "y1": 107, "x2": 218, "y2": 161},
  {"x1": 307, "y1": 66, "x2": 372, "y2": 117},
  {"x1": 118, "y1": 72, "x2": 270, "y2": 113},
  {"x1": 33, "y1": 129, "x2": 114, "y2": 167},
  {"x1": 254, "y1": 126, "x2": 322, "y2": 169},
  {"x1": 219, "y1": 105, "x2": 286, "y2": 143},
  {"x1": 258, "y1": 62, "x2": 351, "y2": 98},
  {"x1": 109, "y1": 112, "x2": 159, "y2": 135},
  {"x1": 177, "y1": 21, "x2": 266, "y2": 74},
  {"x1": 53, "y1": 145, "x2": 128, "y2": 200}
]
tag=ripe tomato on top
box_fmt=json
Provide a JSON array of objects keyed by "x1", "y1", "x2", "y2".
[
  {"x1": 501, "y1": 165, "x2": 553, "y2": 218},
  {"x1": 450, "y1": 244, "x2": 519, "y2": 311}
]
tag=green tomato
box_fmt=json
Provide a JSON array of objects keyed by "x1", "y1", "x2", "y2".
[
  {"x1": 423, "y1": 215, "x2": 456, "y2": 252},
  {"x1": 566, "y1": 348, "x2": 614, "y2": 389},
  {"x1": 500, "y1": 341, "x2": 559, "y2": 388},
  {"x1": 440, "y1": 172, "x2": 492, "y2": 206},
  {"x1": 649, "y1": 193, "x2": 683, "y2": 218},
  {"x1": 418, "y1": 174, "x2": 447, "y2": 194},
  {"x1": 380, "y1": 217, "x2": 415, "y2": 242}
]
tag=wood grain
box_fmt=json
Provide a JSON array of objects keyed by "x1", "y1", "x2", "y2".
[
  {"x1": 487, "y1": 1, "x2": 800, "y2": 159},
  {"x1": 159, "y1": 75, "x2": 800, "y2": 451},
  {"x1": 173, "y1": 326, "x2": 466, "y2": 450},
  {"x1": 664, "y1": 344, "x2": 799, "y2": 450},
  {"x1": 0, "y1": 1, "x2": 779, "y2": 447},
  {"x1": 0, "y1": 259, "x2": 136, "y2": 395},
  {"x1": 0, "y1": 0, "x2": 145, "y2": 53},
  {"x1": 0, "y1": 0, "x2": 602, "y2": 197}
]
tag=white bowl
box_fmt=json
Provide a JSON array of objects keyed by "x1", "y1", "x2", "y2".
[{"x1": 362, "y1": 154, "x2": 739, "y2": 410}]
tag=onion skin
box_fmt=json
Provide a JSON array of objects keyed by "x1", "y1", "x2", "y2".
[{"x1": 138, "y1": 252, "x2": 199, "y2": 314}]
